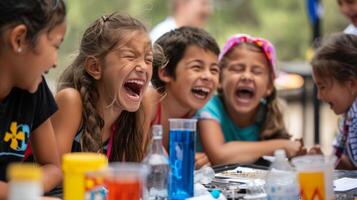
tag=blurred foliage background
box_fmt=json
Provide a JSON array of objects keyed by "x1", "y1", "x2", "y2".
[{"x1": 50, "y1": 0, "x2": 348, "y2": 82}]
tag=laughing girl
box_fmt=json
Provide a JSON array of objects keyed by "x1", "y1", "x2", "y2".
[
  {"x1": 52, "y1": 13, "x2": 153, "y2": 162},
  {"x1": 197, "y1": 34, "x2": 303, "y2": 165}
]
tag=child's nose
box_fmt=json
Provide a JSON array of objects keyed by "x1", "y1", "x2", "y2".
[
  {"x1": 241, "y1": 71, "x2": 253, "y2": 81},
  {"x1": 135, "y1": 60, "x2": 149, "y2": 72},
  {"x1": 200, "y1": 70, "x2": 211, "y2": 80}
]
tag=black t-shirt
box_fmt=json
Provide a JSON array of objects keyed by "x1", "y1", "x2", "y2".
[{"x1": 0, "y1": 79, "x2": 57, "y2": 181}]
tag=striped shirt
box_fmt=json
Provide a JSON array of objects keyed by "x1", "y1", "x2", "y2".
[{"x1": 334, "y1": 97, "x2": 357, "y2": 167}]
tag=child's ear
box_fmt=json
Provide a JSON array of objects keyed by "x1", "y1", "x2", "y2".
[
  {"x1": 84, "y1": 56, "x2": 102, "y2": 80},
  {"x1": 347, "y1": 78, "x2": 357, "y2": 96},
  {"x1": 8, "y1": 25, "x2": 27, "y2": 53},
  {"x1": 266, "y1": 81, "x2": 274, "y2": 96},
  {"x1": 158, "y1": 67, "x2": 172, "y2": 83}
]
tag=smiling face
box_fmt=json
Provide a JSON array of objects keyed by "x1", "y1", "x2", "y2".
[
  {"x1": 313, "y1": 74, "x2": 356, "y2": 115},
  {"x1": 163, "y1": 45, "x2": 219, "y2": 110},
  {"x1": 99, "y1": 30, "x2": 153, "y2": 112},
  {"x1": 338, "y1": 0, "x2": 357, "y2": 26},
  {"x1": 13, "y1": 22, "x2": 66, "y2": 92},
  {"x1": 220, "y1": 46, "x2": 273, "y2": 117}
]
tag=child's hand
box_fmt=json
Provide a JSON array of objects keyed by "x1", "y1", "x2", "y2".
[
  {"x1": 308, "y1": 145, "x2": 323, "y2": 155},
  {"x1": 295, "y1": 138, "x2": 307, "y2": 156},
  {"x1": 296, "y1": 147, "x2": 308, "y2": 156},
  {"x1": 195, "y1": 152, "x2": 211, "y2": 170},
  {"x1": 284, "y1": 140, "x2": 303, "y2": 158}
]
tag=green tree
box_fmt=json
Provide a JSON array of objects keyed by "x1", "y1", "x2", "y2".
[{"x1": 50, "y1": 0, "x2": 349, "y2": 81}]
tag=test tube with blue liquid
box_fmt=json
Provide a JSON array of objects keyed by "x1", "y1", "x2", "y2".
[{"x1": 168, "y1": 118, "x2": 197, "y2": 200}]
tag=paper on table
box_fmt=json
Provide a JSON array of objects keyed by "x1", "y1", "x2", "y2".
[{"x1": 333, "y1": 177, "x2": 357, "y2": 192}]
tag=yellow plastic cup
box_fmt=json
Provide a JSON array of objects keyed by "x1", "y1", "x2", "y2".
[{"x1": 62, "y1": 153, "x2": 108, "y2": 200}]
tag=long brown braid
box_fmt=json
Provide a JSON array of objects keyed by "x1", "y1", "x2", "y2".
[{"x1": 57, "y1": 13, "x2": 147, "y2": 161}]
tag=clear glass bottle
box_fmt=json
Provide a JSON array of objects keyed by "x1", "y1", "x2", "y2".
[{"x1": 143, "y1": 125, "x2": 169, "y2": 200}]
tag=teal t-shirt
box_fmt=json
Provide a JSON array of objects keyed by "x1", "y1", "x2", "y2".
[{"x1": 196, "y1": 95, "x2": 260, "y2": 152}]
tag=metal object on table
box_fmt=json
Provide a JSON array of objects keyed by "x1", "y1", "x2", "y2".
[
  {"x1": 203, "y1": 164, "x2": 269, "y2": 200},
  {"x1": 205, "y1": 179, "x2": 244, "y2": 200}
]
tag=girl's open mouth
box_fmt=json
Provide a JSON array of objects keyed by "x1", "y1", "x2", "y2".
[
  {"x1": 235, "y1": 86, "x2": 255, "y2": 103},
  {"x1": 124, "y1": 79, "x2": 145, "y2": 100}
]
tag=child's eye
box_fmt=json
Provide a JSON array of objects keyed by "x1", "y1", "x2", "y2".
[
  {"x1": 210, "y1": 67, "x2": 220, "y2": 74},
  {"x1": 318, "y1": 85, "x2": 325, "y2": 90},
  {"x1": 122, "y1": 54, "x2": 136, "y2": 60},
  {"x1": 191, "y1": 65, "x2": 202, "y2": 72},
  {"x1": 252, "y1": 69, "x2": 264, "y2": 75},
  {"x1": 229, "y1": 66, "x2": 244, "y2": 72},
  {"x1": 145, "y1": 56, "x2": 153, "y2": 64}
]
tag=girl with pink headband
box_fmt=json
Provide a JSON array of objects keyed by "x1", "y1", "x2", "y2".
[{"x1": 197, "y1": 34, "x2": 303, "y2": 165}]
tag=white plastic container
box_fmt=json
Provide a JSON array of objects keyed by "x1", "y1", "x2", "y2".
[{"x1": 7, "y1": 163, "x2": 43, "y2": 200}]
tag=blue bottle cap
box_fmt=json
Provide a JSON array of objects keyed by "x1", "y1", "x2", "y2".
[{"x1": 210, "y1": 189, "x2": 221, "y2": 199}]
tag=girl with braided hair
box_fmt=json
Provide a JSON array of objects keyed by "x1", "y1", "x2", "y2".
[{"x1": 53, "y1": 13, "x2": 153, "y2": 162}]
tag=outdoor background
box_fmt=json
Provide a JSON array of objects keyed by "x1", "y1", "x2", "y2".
[{"x1": 47, "y1": 0, "x2": 349, "y2": 154}]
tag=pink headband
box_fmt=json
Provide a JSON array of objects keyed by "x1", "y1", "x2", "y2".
[{"x1": 219, "y1": 34, "x2": 277, "y2": 79}]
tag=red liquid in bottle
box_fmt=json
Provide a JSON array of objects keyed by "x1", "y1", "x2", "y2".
[{"x1": 105, "y1": 178, "x2": 142, "y2": 200}]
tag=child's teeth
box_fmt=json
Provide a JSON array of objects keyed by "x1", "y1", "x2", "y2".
[
  {"x1": 127, "y1": 80, "x2": 144, "y2": 85},
  {"x1": 202, "y1": 88, "x2": 209, "y2": 93},
  {"x1": 194, "y1": 87, "x2": 210, "y2": 93}
]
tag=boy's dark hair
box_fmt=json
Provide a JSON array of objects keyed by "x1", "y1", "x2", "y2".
[
  {"x1": 0, "y1": 0, "x2": 66, "y2": 46},
  {"x1": 311, "y1": 33, "x2": 357, "y2": 83},
  {"x1": 152, "y1": 26, "x2": 220, "y2": 93}
]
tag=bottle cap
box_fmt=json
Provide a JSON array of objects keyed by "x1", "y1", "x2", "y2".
[
  {"x1": 211, "y1": 189, "x2": 221, "y2": 198},
  {"x1": 274, "y1": 149, "x2": 286, "y2": 158},
  {"x1": 62, "y1": 153, "x2": 108, "y2": 173},
  {"x1": 7, "y1": 163, "x2": 42, "y2": 181},
  {"x1": 152, "y1": 125, "x2": 163, "y2": 139}
]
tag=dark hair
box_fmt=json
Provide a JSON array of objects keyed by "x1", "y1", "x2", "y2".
[
  {"x1": 311, "y1": 33, "x2": 357, "y2": 83},
  {"x1": 152, "y1": 26, "x2": 220, "y2": 93},
  {"x1": 337, "y1": 0, "x2": 356, "y2": 5},
  {"x1": 0, "y1": 0, "x2": 66, "y2": 46},
  {"x1": 58, "y1": 13, "x2": 148, "y2": 162}
]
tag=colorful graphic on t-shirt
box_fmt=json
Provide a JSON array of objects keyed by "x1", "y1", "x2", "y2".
[{"x1": 3, "y1": 122, "x2": 30, "y2": 151}]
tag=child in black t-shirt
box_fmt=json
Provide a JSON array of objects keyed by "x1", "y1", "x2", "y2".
[{"x1": 0, "y1": 0, "x2": 67, "y2": 198}]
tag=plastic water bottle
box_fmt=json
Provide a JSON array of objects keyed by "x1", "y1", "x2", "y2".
[
  {"x1": 143, "y1": 125, "x2": 169, "y2": 200},
  {"x1": 264, "y1": 149, "x2": 299, "y2": 200}
]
